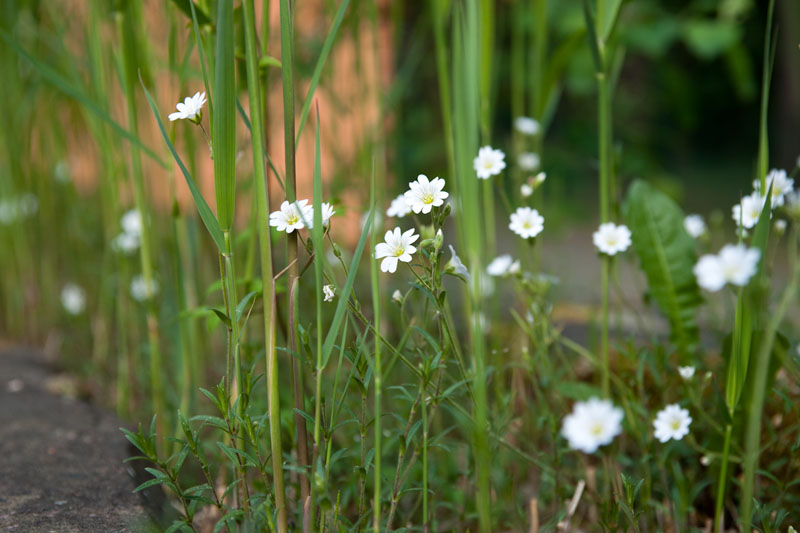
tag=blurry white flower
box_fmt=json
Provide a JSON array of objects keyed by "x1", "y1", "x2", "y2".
[
  {"x1": 678, "y1": 366, "x2": 696, "y2": 380},
  {"x1": 775, "y1": 219, "x2": 788, "y2": 234},
  {"x1": 446, "y1": 245, "x2": 470, "y2": 281},
  {"x1": 404, "y1": 174, "x2": 449, "y2": 214},
  {"x1": 54, "y1": 160, "x2": 71, "y2": 184},
  {"x1": 561, "y1": 397, "x2": 624, "y2": 454},
  {"x1": 487, "y1": 254, "x2": 520, "y2": 277},
  {"x1": 653, "y1": 404, "x2": 692, "y2": 443},
  {"x1": 0, "y1": 200, "x2": 15, "y2": 225},
  {"x1": 534, "y1": 172, "x2": 546, "y2": 187},
  {"x1": 168, "y1": 91, "x2": 207, "y2": 122},
  {"x1": 518, "y1": 152, "x2": 540, "y2": 171},
  {"x1": 392, "y1": 289, "x2": 404, "y2": 303},
  {"x1": 473, "y1": 146, "x2": 506, "y2": 180},
  {"x1": 593, "y1": 222, "x2": 632, "y2": 255},
  {"x1": 323, "y1": 284, "x2": 335, "y2": 302},
  {"x1": 269, "y1": 200, "x2": 312, "y2": 233},
  {"x1": 61, "y1": 284, "x2": 86, "y2": 315},
  {"x1": 732, "y1": 193, "x2": 767, "y2": 229},
  {"x1": 514, "y1": 116, "x2": 540, "y2": 136},
  {"x1": 754, "y1": 169, "x2": 794, "y2": 207},
  {"x1": 18, "y1": 194, "x2": 38, "y2": 217},
  {"x1": 306, "y1": 202, "x2": 335, "y2": 229},
  {"x1": 130, "y1": 275, "x2": 159, "y2": 302},
  {"x1": 375, "y1": 227, "x2": 419, "y2": 273},
  {"x1": 509, "y1": 207, "x2": 544, "y2": 239},
  {"x1": 520, "y1": 183, "x2": 533, "y2": 198},
  {"x1": 700, "y1": 455, "x2": 711, "y2": 466},
  {"x1": 387, "y1": 194, "x2": 411, "y2": 218},
  {"x1": 694, "y1": 244, "x2": 760, "y2": 292},
  {"x1": 684, "y1": 214, "x2": 706, "y2": 238},
  {"x1": 121, "y1": 209, "x2": 143, "y2": 237},
  {"x1": 112, "y1": 232, "x2": 140, "y2": 254}
]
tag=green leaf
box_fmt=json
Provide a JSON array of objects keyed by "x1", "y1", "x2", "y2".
[
  {"x1": 597, "y1": 0, "x2": 623, "y2": 42},
  {"x1": 170, "y1": 0, "x2": 211, "y2": 25},
  {"x1": 683, "y1": 19, "x2": 741, "y2": 60},
  {"x1": 624, "y1": 180, "x2": 702, "y2": 356},
  {"x1": 258, "y1": 55, "x2": 282, "y2": 70},
  {"x1": 139, "y1": 78, "x2": 225, "y2": 251},
  {"x1": 212, "y1": 0, "x2": 237, "y2": 231}
]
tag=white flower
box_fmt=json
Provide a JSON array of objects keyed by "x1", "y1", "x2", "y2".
[
  {"x1": 520, "y1": 184, "x2": 533, "y2": 198},
  {"x1": 121, "y1": 209, "x2": 142, "y2": 237},
  {"x1": 392, "y1": 290, "x2": 404, "y2": 303},
  {"x1": 678, "y1": 366, "x2": 696, "y2": 380},
  {"x1": 168, "y1": 91, "x2": 207, "y2": 122},
  {"x1": 306, "y1": 202, "x2": 335, "y2": 229},
  {"x1": 112, "y1": 232, "x2": 140, "y2": 254},
  {"x1": 487, "y1": 254, "x2": 520, "y2": 277},
  {"x1": 269, "y1": 200, "x2": 313, "y2": 233},
  {"x1": 732, "y1": 193, "x2": 767, "y2": 229},
  {"x1": 61, "y1": 284, "x2": 86, "y2": 315},
  {"x1": 374, "y1": 227, "x2": 419, "y2": 273},
  {"x1": 509, "y1": 207, "x2": 544, "y2": 239},
  {"x1": 754, "y1": 169, "x2": 794, "y2": 207},
  {"x1": 404, "y1": 175, "x2": 449, "y2": 214},
  {"x1": 717, "y1": 244, "x2": 760, "y2": 286},
  {"x1": 130, "y1": 275, "x2": 159, "y2": 302},
  {"x1": 653, "y1": 404, "x2": 692, "y2": 443},
  {"x1": 518, "y1": 152, "x2": 540, "y2": 171},
  {"x1": 473, "y1": 146, "x2": 506, "y2": 180},
  {"x1": 561, "y1": 397, "x2": 624, "y2": 454},
  {"x1": 446, "y1": 245, "x2": 470, "y2": 281},
  {"x1": 323, "y1": 284, "x2": 335, "y2": 302},
  {"x1": 694, "y1": 244, "x2": 760, "y2": 292},
  {"x1": 775, "y1": 219, "x2": 788, "y2": 233},
  {"x1": 514, "y1": 116, "x2": 540, "y2": 136},
  {"x1": 386, "y1": 194, "x2": 411, "y2": 218},
  {"x1": 534, "y1": 172, "x2": 546, "y2": 186},
  {"x1": 54, "y1": 160, "x2": 71, "y2": 184},
  {"x1": 593, "y1": 222, "x2": 632, "y2": 255},
  {"x1": 684, "y1": 214, "x2": 706, "y2": 238}
]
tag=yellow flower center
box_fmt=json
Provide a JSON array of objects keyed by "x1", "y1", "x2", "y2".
[
  {"x1": 422, "y1": 193, "x2": 434, "y2": 204},
  {"x1": 671, "y1": 420, "x2": 681, "y2": 431},
  {"x1": 484, "y1": 161, "x2": 493, "y2": 169},
  {"x1": 286, "y1": 214, "x2": 299, "y2": 225},
  {"x1": 394, "y1": 246, "x2": 405, "y2": 257},
  {"x1": 523, "y1": 221, "x2": 531, "y2": 229},
  {"x1": 590, "y1": 423, "x2": 604, "y2": 437}
]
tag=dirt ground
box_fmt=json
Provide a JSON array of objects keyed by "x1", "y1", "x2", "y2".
[{"x1": 0, "y1": 346, "x2": 154, "y2": 532}]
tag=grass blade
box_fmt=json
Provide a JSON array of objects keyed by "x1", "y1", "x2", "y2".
[{"x1": 212, "y1": 0, "x2": 236, "y2": 231}]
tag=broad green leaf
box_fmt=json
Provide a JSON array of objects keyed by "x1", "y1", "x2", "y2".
[
  {"x1": 624, "y1": 180, "x2": 702, "y2": 356},
  {"x1": 212, "y1": 0, "x2": 237, "y2": 231}
]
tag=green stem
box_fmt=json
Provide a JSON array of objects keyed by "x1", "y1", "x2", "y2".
[
  {"x1": 601, "y1": 256, "x2": 610, "y2": 396},
  {"x1": 714, "y1": 423, "x2": 733, "y2": 531},
  {"x1": 741, "y1": 229, "x2": 800, "y2": 528}
]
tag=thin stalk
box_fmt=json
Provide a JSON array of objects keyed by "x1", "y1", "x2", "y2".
[
  {"x1": 242, "y1": 1, "x2": 287, "y2": 529},
  {"x1": 601, "y1": 257, "x2": 610, "y2": 396},
  {"x1": 116, "y1": 7, "x2": 165, "y2": 451},
  {"x1": 422, "y1": 374, "x2": 429, "y2": 533},
  {"x1": 713, "y1": 424, "x2": 733, "y2": 530},
  {"x1": 370, "y1": 172, "x2": 383, "y2": 533},
  {"x1": 279, "y1": 0, "x2": 311, "y2": 521}
]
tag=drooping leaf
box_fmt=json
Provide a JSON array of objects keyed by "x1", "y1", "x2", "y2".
[{"x1": 624, "y1": 180, "x2": 702, "y2": 356}]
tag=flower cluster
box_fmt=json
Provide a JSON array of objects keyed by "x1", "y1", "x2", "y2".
[
  {"x1": 113, "y1": 209, "x2": 143, "y2": 255},
  {"x1": 694, "y1": 244, "x2": 760, "y2": 292},
  {"x1": 731, "y1": 168, "x2": 793, "y2": 228},
  {"x1": 269, "y1": 200, "x2": 335, "y2": 233}
]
